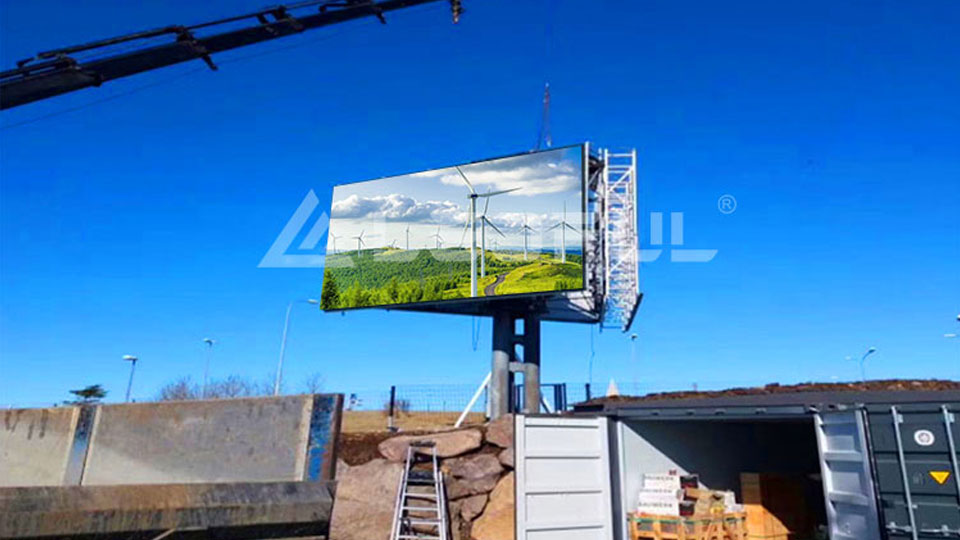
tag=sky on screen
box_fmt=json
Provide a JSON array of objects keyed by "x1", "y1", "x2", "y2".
[
  {"x1": 326, "y1": 146, "x2": 583, "y2": 253},
  {"x1": 0, "y1": 0, "x2": 957, "y2": 407}
]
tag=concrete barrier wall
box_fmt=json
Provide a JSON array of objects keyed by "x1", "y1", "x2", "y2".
[
  {"x1": 1, "y1": 407, "x2": 79, "y2": 487},
  {"x1": 1, "y1": 394, "x2": 342, "y2": 488},
  {"x1": 82, "y1": 395, "x2": 313, "y2": 485}
]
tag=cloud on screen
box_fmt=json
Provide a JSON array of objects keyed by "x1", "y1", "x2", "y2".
[
  {"x1": 332, "y1": 193, "x2": 466, "y2": 225},
  {"x1": 413, "y1": 150, "x2": 580, "y2": 196}
]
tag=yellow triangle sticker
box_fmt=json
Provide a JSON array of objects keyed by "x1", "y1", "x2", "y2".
[{"x1": 930, "y1": 471, "x2": 951, "y2": 485}]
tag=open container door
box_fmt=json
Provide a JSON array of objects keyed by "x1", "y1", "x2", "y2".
[
  {"x1": 515, "y1": 415, "x2": 614, "y2": 540},
  {"x1": 814, "y1": 409, "x2": 883, "y2": 539}
]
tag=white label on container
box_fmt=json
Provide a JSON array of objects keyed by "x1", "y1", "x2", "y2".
[{"x1": 913, "y1": 429, "x2": 935, "y2": 447}]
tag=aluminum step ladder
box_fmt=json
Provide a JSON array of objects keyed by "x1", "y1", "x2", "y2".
[{"x1": 390, "y1": 441, "x2": 449, "y2": 540}]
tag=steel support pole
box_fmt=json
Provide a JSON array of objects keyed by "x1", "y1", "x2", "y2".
[
  {"x1": 523, "y1": 315, "x2": 541, "y2": 414},
  {"x1": 490, "y1": 312, "x2": 512, "y2": 419},
  {"x1": 124, "y1": 359, "x2": 137, "y2": 403}
]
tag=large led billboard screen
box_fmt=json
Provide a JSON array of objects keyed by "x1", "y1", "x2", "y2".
[{"x1": 320, "y1": 145, "x2": 585, "y2": 311}]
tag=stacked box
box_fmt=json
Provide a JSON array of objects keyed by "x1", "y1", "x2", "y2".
[
  {"x1": 642, "y1": 472, "x2": 699, "y2": 491},
  {"x1": 637, "y1": 472, "x2": 698, "y2": 516}
]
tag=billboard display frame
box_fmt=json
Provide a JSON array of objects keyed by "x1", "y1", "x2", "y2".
[{"x1": 320, "y1": 143, "x2": 590, "y2": 314}]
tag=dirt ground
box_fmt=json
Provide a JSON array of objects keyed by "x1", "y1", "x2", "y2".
[
  {"x1": 340, "y1": 410, "x2": 485, "y2": 433},
  {"x1": 337, "y1": 421, "x2": 501, "y2": 466},
  {"x1": 337, "y1": 411, "x2": 485, "y2": 465},
  {"x1": 582, "y1": 379, "x2": 960, "y2": 406}
]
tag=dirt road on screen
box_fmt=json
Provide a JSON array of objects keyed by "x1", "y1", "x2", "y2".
[{"x1": 484, "y1": 273, "x2": 507, "y2": 296}]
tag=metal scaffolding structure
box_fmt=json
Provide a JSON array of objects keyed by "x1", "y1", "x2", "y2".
[{"x1": 599, "y1": 148, "x2": 642, "y2": 332}]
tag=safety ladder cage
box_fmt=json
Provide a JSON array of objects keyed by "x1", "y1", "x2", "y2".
[{"x1": 598, "y1": 148, "x2": 641, "y2": 332}]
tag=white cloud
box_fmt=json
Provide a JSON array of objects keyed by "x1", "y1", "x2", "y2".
[
  {"x1": 439, "y1": 165, "x2": 576, "y2": 196},
  {"x1": 405, "y1": 151, "x2": 580, "y2": 196},
  {"x1": 492, "y1": 212, "x2": 551, "y2": 231},
  {"x1": 331, "y1": 193, "x2": 466, "y2": 225}
]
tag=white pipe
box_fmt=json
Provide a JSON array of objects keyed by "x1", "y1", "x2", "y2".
[
  {"x1": 455, "y1": 372, "x2": 491, "y2": 428},
  {"x1": 540, "y1": 395, "x2": 554, "y2": 414}
]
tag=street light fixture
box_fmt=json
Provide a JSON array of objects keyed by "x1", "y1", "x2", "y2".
[
  {"x1": 274, "y1": 299, "x2": 321, "y2": 396},
  {"x1": 202, "y1": 338, "x2": 215, "y2": 399},
  {"x1": 122, "y1": 355, "x2": 138, "y2": 402},
  {"x1": 859, "y1": 347, "x2": 877, "y2": 382}
]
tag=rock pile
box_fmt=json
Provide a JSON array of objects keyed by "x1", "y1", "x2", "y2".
[{"x1": 330, "y1": 414, "x2": 516, "y2": 540}]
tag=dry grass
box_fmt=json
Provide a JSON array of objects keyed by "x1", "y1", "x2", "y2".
[{"x1": 341, "y1": 410, "x2": 486, "y2": 433}]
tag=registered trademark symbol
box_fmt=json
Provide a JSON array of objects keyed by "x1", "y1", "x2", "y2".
[{"x1": 718, "y1": 194, "x2": 737, "y2": 214}]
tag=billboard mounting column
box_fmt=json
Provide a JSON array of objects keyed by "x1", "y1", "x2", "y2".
[
  {"x1": 491, "y1": 312, "x2": 512, "y2": 418},
  {"x1": 490, "y1": 311, "x2": 543, "y2": 419}
]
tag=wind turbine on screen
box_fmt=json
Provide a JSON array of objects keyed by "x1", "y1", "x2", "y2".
[
  {"x1": 405, "y1": 225, "x2": 411, "y2": 250},
  {"x1": 461, "y1": 193, "x2": 507, "y2": 278},
  {"x1": 352, "y1": 230, "x2": 366, "y2": 256},
  {"x1": 520, "y1": 214, "x2": 536, "y2": 261},
  {"x1": 329, "y1": 233, "x2": 341, "y2": 254},
  {"x1": 546, "y1": 202, "x2": 579, "y2": 263},
  {"x1": 455, "y1": 166, "x2": 520, "y2": 297},
  {"x1": 430, "y1": 226, "x2": 445, "y2": 249}
]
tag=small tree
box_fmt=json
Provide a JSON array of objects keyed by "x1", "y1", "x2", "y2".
[
  {"x1": 303, "y1": 373, "x2": 324, "y2": 394},
  {"x1": 67, "y1": 384, "x2": 107, "y2": 404},
  {"x1": 156, "y1": 377, "x2": 200, "y2": 401},
  {"x1": 156, "y1": 375, "x2": 274, "y2": 401},
  {"x1": 321, "y1": 270, "x2": 339, "y2": 310}
]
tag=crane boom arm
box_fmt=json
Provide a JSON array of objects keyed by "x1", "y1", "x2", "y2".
[{"x1": 0, "y1": 0, "x2": 462, "y2": 110}]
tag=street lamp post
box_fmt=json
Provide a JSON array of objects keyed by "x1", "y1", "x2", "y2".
[
  {"x1": 202, "y1": 338, "x2": 215, "y2": 398},
  {"x1": 948, "y1": 316, "x2": 959, "y2": 376},
  {"x1": 859, "y1": 347, "x2": 877, "y2": 382},
  {"x1": 122, "y1": 355, "x2": 138, "y2": 402},
  {"x1": 274, "y1": 299, "x2": 320, "y2": 396}
]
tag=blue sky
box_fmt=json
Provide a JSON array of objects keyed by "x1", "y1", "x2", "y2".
[{"x1": 1, "y1": 0, "x2": 958, "y2": 407}]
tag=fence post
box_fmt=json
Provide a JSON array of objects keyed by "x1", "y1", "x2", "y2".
[{"x1": 387, "y1": 385, "x2": 396, "y2": 432}]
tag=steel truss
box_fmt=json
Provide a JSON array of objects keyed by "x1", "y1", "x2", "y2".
[{"x1": 598, "y1": 148, "x2": 641, "y2": 332}]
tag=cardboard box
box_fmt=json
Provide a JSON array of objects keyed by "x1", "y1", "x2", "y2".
[
  {"x1": 741, "y1": 473, "x2": 813, "y2": 539},
  {"x1": 637, "y1": 499, "x2": 680, "y2": 516},
  {"x1": 638, "y1": 487, "x2": 683, "y2": 503},
  {"x1": 643, "y1": 472, "x2": 699, "y2": 491}
]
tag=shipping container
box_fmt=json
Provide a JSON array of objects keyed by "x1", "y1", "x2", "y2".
[{"x1": 514, "y1": 390, "x2": 960, "y2": 540}]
